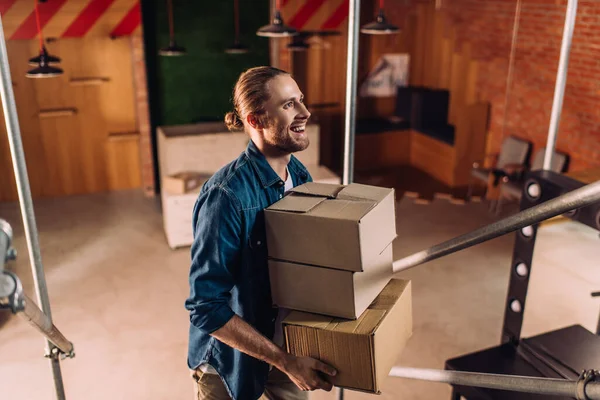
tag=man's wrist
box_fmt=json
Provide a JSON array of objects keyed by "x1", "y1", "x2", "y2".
[{"x1": 273, "y1": 348, "x2": 293, "y2": 372}]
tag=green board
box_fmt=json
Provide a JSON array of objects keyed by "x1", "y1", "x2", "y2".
[{"x1": 151, "y1": 1, "x2": 271, "y2": 126}]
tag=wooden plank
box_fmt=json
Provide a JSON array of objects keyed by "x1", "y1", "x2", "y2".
[
  {"x1": 406, "y1": 14, "x2": 418, "y2": 86},
  {"x1": 430, "y1": 8, "x2": 445, "y2": 89},
  {"x1": 453, "y1": 102, "x2": 491, "y2": 187},
  {"x1": 38, "y1": 108, "x2": 77, "y2": 118},
  {"x1": 105, "y1": 135, "x2": 141, "y2": 191},
  {"x1": 72, "y1": 84, "x2": 109, "y2": 194},
  {"x1": 412, "y1": 3, "x2": 428, "y2": 86},
  {"x1": 448, "y1": 43, "x2": 470, "y2": 126},
  {"x1": 410, "y1": 130, "x2": 455, "y2": 186},
  {"x1": 465, "y1": 59, "x2": 479, "y2": 105},
  {"x1": 438, "y1": 28, "x2": 456, "y2": 90},
  {"x1": 69, "y1": 77, "x2": 110, "y2": 86},
  {"x1": 422, "y1": 2, "x2": 436, "y2": 87},
  {"x1": 355, "y1": 130, "x2": 411, "y2": 171},
  {"x1": 38, "y1": 116, "x2": 85, "y2": 197}
]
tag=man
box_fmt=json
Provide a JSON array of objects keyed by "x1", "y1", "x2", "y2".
[{"x1": 185, "y1": 66, "x2": 337, "y2": 400}]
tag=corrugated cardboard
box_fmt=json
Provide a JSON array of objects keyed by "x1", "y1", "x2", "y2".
[
  {"x1": 265, "y1": 182, "x2": 396, "y2": 272},
  {"x1": 269, "y1": 244, "x2": 393, "y2": 319},
  {"x1": 283, "y1": 279, "x2": 412, "y2": 394},
  {"x1": 163, "y1": 172, "x2": 210, "y2": 194}
]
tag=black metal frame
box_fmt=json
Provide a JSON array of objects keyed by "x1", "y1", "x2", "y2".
[
  {"x1": 501, "y1": 170, "x2": 600, "y2": 344},
  {"x1": 446, "y1": 170, "x2": 600, "y2": 400}
]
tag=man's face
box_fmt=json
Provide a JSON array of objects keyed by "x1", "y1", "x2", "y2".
[{"x1": 260, "y1": 75, "x2": 311, "y2": 153}]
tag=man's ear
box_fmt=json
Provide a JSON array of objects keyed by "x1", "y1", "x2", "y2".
[{"x1": 247, "y1": 113, "x2": 260, "y2": 129}]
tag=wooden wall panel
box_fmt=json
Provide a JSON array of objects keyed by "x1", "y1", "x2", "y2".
[
  {"x1": 0, "y1": 37, "x2": 140, "y2": 202},
  {"x1": 0, "y1": 40, "x2": 45, "y2": 201},
  {"x1": 38, "y1": 115, "x2": 83, "y2": 197},
  {"x1": 410, "y1": 130, "x2": 455, "y2": 186},
  {"x1": 106, "y1": 135, "x2": 141, "y2": 191},
  {"x1": 280, "y1": 0, "x2": 491, "y2": 187},
  {"x1": 292, "y1": 33, "x2": 347, "y2": 169},
  {"x1": 355, "y1": 131, "x2": 411, "y2": 171},
  {"x1": 453, "y1": 102, "x2": 490, "y2": 187}
]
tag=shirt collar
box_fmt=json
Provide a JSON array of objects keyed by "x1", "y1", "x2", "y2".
[
  {"x1": 245, "y1": 140, "x2": 309, "y2": 188},
  {"x1": 245, "y1": 139, "x2": 284, "y2": 188}
]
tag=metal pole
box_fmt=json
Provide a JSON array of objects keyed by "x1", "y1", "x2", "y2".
[
  {"x1": 342, "y1": 0, "x2": 360, "y2": 186},
  {"x1": 393, "y1": 179, "x2": 600, "y2": 273},
  {"x1": 338, "y1": 2, "x2": 360, "y2": 398},
  {"x1": 593, "y1": 291, "x2": 600, "y2": 335},
  {"x1": 0, "y1": 15, "x2": 67, "y2": 400},
  {"x1": 543, "y1": 0, "x2": 578, "y2": 170},
  {"x1": 500, "y1": 0, "x2": 522, "y2": 142},
  {"x1": 19, "y1": 293, "x2": 74, "y2": 356},
  {"x1": 389, "y1": 367, "x2": 600, "y2": 399}
]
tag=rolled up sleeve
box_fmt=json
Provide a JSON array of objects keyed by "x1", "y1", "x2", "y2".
[{"x1": 185, "y1": 186, "x2": 241, "y2": 334}]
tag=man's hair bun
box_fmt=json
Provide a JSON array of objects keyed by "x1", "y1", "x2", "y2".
[{"x1": 224, "y1": 111, "x2": 243, "y2": 131}]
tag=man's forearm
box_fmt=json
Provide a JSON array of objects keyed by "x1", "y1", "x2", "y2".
[{"x1": 210, "y1": 315, "x2": 289, "y2": 370}]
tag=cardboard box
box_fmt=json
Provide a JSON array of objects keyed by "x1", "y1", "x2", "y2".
[
  {"x1": 265, "y1": 183, "x2": 396, "y2": 272},
  {"x1": 163, "y1": 172, "x2": 210, "y2": 194},
  {"x1": 269, "y1": 244, "x2": 393, "y2": 319},
  {"x1": 283, "y1": 279, "x2": 412, "y2": 394}
]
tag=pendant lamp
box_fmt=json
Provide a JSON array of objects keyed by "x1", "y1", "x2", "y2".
[
  {"x1": 287, "y1": 34, "x2": 309, "y2": 51},
  {"x1": 361, "y1": 0, "x2": 399, "y2": 35},
  {"x1": 257, "y1": 0, "x2": 298, "y2": 38},
  {"x1": 159, "y1": 0, "x2": 186, "y2": 56},
  {"x1": 225, "y1": 0, "x2": 249, "y2": 54},
  {"x1": 28, "y1": 46, "x2": 60, "y2": 66},
  {"x1": 27, "y1": 0, "x2": 63, "y2": 78}
]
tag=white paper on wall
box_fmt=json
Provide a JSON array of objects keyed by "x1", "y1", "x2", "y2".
[{"x1": 360, "y1": 54, "x2": 410, "y2": 97}]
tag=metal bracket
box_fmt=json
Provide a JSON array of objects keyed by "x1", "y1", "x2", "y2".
[
  {"x1": 0, "y1": 270, "x2": 25, "y2": 313},
  {"x1": 45, "y1": 343, "x2": 75, "y2": 361},
  {"x1": 577, "y1": 369, "x2": 600, "y2": 400}
]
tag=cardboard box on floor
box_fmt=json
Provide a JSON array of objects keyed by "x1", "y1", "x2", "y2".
[
  {"x1": 265, "y1": 182, "x2": 396, "y2": 272},
  {"x1": 269, "y1": 244, "x2": 393, "y2": 319},
  {"x1": 163, "y1": 172, "x2": 211, "y2": 194},
  {"x1": 283, "y1": 279, "x2": 412, "y2": 394}
]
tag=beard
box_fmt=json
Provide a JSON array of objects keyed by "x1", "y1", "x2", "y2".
[{"x1": 263, "y1": 120, "x2": 310, "y2": 154}]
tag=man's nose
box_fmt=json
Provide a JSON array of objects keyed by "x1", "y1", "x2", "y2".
[{"x1": 299, "y1": 102, "x2": 311, "y2": 119}]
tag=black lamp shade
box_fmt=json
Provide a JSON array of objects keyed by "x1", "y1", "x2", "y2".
[
  {"x1": 26, "y1": 64, "x2": 63, "y2": 78},
  {"x1": 225, "y1": 42, "x2": 249, "y2": 54},
  {"x1": 28, "y1": 46, "x2": 60, "y2": 66},
  {"x1": 360, "y1": 10, "x2": 399, "y2": 35},
  {"x1": 287, "y1": 38, "x2": 309, "y2": 51},
  {"x1": 257, "y1": 10, "x2": 298, "y2": 37},
  {"x1": 159, "y1": 40, "x2": 187, "y2": 56}
]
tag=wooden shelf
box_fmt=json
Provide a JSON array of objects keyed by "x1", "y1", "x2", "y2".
[
  {"x1": 108, "y1": 131, "x2": 140, "y2": 141},
  {"x1": 69, "y1": 77, "x2": 110, "y2": 86},
  {"x1": 38, "y1": 108, "x2": 77, "y2": 118}
]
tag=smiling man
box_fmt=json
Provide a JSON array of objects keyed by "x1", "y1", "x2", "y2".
[{"x1": 185, "y1": 67, "x2": 337, "y2": 400}]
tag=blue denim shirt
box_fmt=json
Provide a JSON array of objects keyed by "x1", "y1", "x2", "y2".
[{"x1": 185, "y1": 139, "x2": 312, "y2": 400}]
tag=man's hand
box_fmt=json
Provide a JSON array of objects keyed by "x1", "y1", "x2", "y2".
[
  {"x1": 210, "y1": 316, "x2": 337, "y2": 392},
  {"x1": 280, "y1": 353, "x2": 337, "y2": 392}
]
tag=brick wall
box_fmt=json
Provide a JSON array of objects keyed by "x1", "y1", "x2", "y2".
[
  {"x1": 131, "y1": 32, "x2": 155, "y2": 197},
  {"x1": 443, "y1": 0, "x2": 600, "y2": 171}
]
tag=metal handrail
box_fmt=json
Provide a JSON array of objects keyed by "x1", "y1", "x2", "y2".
[{"x1": 393, "y1": 179, "x2": 600, "y2": 273}]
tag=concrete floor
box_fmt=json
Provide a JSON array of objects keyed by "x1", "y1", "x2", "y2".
[{"x1": 0, "y1": 188, "x2": 598, "y2": 400}]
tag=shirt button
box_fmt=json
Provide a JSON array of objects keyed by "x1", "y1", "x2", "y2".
[
  {"x1": 278, "y1": 181, "x2": 284, "y2": 186},
  {"x1": 257, "y1": 240, "x2": 261, "y2": 246},
  {"x1": 279, "y1": 194, "x2": 282, "y2": 199}
]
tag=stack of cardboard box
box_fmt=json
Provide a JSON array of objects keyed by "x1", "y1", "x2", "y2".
[{"x1": 265, "y1": 182, "x2": 413, "y2": 394}]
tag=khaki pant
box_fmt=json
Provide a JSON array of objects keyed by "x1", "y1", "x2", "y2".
[{"x1": 191, "y1": 368, "x2": 308, "y2": 400}]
